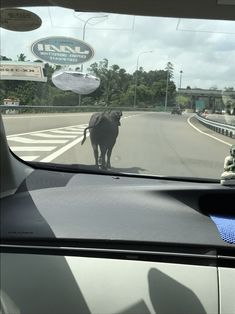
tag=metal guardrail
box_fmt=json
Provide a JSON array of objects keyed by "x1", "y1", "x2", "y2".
[
  {"x1": 0, "y1": 105, "x2": 158, "y2": 113},
  {"x1": 205, "y1": 114, "x2": 235, "y2": 126},
  {"x1": 196, "y1": 114, "x2": 235, "y2": 139}
]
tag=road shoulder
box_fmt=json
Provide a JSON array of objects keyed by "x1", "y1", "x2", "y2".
[{"x1": 187, "y1": 115, "x2": 235, "y2": 147}]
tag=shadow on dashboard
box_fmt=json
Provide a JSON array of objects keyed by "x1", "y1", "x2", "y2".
[
  {"x1": 148, "y1": 268, "x2": 206, "y2": 314},
  {"x1": 1, "y1": 254, "x2": 91, "y2": 314}
]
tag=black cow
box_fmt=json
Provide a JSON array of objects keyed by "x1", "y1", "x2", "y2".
[{"x1": 81, "y1": 110, "x2": 122, "y2": 169}]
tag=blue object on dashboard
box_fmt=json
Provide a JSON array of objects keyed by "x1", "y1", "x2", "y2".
[{"x1": 210, "y1": 215, "x2": 235, "y2": 244}]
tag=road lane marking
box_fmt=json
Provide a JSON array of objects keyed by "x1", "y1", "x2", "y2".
[
  {"x1": 7, "y1": 123, "x2": 88, "y2": 138},
  {"x1": 63, "y1": 127, "x2": 85, "y2": 131},
  {"x1": 11, "y1": 146, "x2": 56, "y2": 152},
  {"x1": 8, "y1": 136, "x2": 68, "y2": 144},
  {"x1": 123, "y1": 114, "x2": 142, "y2": 119},
  {"x1": 31, "y1": 133, "x2": 77, "y2": 138},
  {"x1": 20, "y1": 156, "x2": 40, "y2": 161},
  {"x1": 40, "y1": 135, "x2": 87, "y2": 162},
  {"x1": 187, "y1": 115, "x2": 232, "y2": 147},
  {"x1": 50, "y1": 130, "x2": 84, "y2": 135}
]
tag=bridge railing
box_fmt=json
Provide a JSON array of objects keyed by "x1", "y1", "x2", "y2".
[{"x1": 196, "y1": 114, "x2": 235, "y2": 139}]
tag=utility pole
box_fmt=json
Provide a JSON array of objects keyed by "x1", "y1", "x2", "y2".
[{"x1": 164, "y1": 68, "x2": 169, "y2": 111}]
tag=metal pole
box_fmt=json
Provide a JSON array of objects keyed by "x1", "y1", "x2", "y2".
[
  {"x1": 164, "y1": 69, "x2": 169, "y2": 111},
  {"x1": 179, "y1": 70, "x2": 183, "y2": 89},
  {"x1": 177, "y1": 70, "x2": 183, "y2": 107}
]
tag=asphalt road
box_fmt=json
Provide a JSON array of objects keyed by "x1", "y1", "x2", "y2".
[{"x1": 2, "y1": 112, "x2": 235, "y2": 179}]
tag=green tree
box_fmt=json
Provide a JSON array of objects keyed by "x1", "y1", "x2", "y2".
[
  {"x1": 17, "y1": 53, "x2": 27, "y2": 61},
  {"x1": 165, "y1": 62, "x2": 174, "y2": 79}
]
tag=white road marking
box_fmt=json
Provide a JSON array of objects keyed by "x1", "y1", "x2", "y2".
[
  {"x1": 8, "y1": 136, "x2": 68, "y2": 144},
  {"x1": 63, "y1": 127, "x2": 84, "y2": 131},
  {"x1": 20, "y1": 156, "x2": 39, "y2": 161},
  {"x1": 123, "y1": 114, "x2": 142, "y2": 119},
  {"x1": 40, "y1": 135, "x2": 87, "y2": 162},
  {"x1": 50, "y1": 130, "x2": 84, "y2": 135},
  {"x1": 31, "y1": 133, "x2": 77, "y2": 138},
  {"x1": 187, "y1": 115, "x2": 232, "y2": 147},
  {"x1": 7, "y1": 123, "x2": 88, "y2": 138},
  {"x1": 11, "y1": 146, "x2": 56, "y2": 152},
  {"x1": 78, "y1": 124, "x2": 89, "y2": 128},
  {"x1": 6, "y1": 123, "x2": 89, "y2": 162}
]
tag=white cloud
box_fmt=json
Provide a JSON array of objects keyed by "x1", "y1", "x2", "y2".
[{"x1": 1, "y1": 6, "x2": 235, "y2": 89}]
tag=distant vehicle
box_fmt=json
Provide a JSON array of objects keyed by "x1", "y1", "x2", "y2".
[{"x1": 171, "y1": 106, "x2": 182, "y2": 115}]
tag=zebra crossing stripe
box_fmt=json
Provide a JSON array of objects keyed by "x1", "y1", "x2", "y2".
[
  {"x1": 50, "y1": 130, "x2": 84, "y2": 135},
  {"x1": 7, "y1": 124, "x2": 88, "y2": 138},
  {"x1": 8, "y1": 136, "x2": 69, "y2": 144},
  {"x1": 19, "y1": 156, "x2": 40, "y2": 161},
  {"x1": 7, "y1": 123, "x2": 90, "y2": 161},
  {"x1": 31, "y1": 133, "x2": 77, "y2": 138},
  {"x1": 11, "y1": 146, "x2": 56, "y2": 152}
]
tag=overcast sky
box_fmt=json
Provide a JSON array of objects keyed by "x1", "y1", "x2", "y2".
[{"x1": 1, "y1": 6, "x2": 235, "y2": 90}]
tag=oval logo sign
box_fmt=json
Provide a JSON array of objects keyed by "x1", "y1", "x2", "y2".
[
  {"x1": 0, "y1": 8, "x2": 42, "y2": 32},
  {"x1": 31, "y1": 36, "x2": 94, "y2": 65}
]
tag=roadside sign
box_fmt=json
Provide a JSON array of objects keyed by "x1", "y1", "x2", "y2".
[
  {"x1": 31, "y1": 36, "x2": 94, "y2": 65},
  {"x1": 196, "y1": 100, "x2": 205, "y2": 112},
  {"x1": 0, "y1": 62, "x2": 47, "y2": 82}
]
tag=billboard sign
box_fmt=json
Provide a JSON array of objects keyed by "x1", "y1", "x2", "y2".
[
  {"x1": 195, "y1": 100, "x2": 205, "y2": 112},
  {"x1": 31, "y1": 36, "x2": 94, "y2": 65},
  {"x1": 0, "y1": 62, "x2": 47, "y2": 82}
]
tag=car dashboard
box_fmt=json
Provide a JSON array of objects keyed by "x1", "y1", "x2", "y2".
[{"x1": 1, "y1": 167, "x2": 235, "y2": 314}]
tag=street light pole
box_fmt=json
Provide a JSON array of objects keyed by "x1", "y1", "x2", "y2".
[
  {"x1": 75, "y1": 14, "x2": 108, "y2": 105},
  {"x1": 133, "y1": 51, "x2": 153, "y2": 109},
  {"x1": 164, "y1": 68, "x2": 169, "y2": 111},
  {"x1": 179, "y1": 70, "x2": 183, "y2": 89},
  {"x1": 177, "y1": 70, "x2": 183, "y2": 107}
]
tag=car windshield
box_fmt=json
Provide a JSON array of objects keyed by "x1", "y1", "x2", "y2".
[{"x1": 1, "y1": 6, "x2": 235, "y2": 180}]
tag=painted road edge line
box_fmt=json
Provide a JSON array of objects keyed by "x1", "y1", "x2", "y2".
[
  {"x1": 40, "y1": 135, "x2": 88, "y2": 163},
  {"x1": 187, "y1": 115, "x2": 232, "y2": 147}
]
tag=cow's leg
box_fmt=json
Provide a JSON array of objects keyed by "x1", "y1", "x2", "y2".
[
  {"x1": 100, "y1": 145, "x2": 107, "y2": 170},
  {"x1": 107, "y1": 140, "x2": 116, "y2": 169},
  {"x1": 106, "y1": 146, "x2": 114, "y2": 169},
  {"x1": 98, "y1": 155, "x2": 102, "y2": 166},
  {"x1": 92, "y1": 143, "x2": 99, "y2": 167}
]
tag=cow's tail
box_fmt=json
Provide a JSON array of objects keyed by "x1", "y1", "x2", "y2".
[
  {"x1": 81, "y1": 113, "x2": 105, "y2": 145},
  {"x1": 81, "y1": 126, "x2": 92, "y2": 145}
]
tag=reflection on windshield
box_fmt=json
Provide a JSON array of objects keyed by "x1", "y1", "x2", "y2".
[{"x1": 1, "y1": 6, "x2": 235, "y2": 179}]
